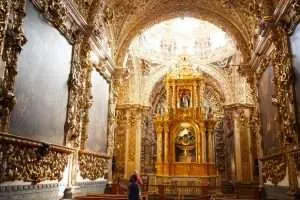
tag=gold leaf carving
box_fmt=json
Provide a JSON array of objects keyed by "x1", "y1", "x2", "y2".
[
  {"x1": 78, "y1": 151, "x2": 109, "y2": 180},
  {"x1": 0, "y1": 133, "x2": 72, "y2": 184},
  {"x1": 262, "y1": 153, "x2": 287, "y2": 185},
  {"x1": 0, "y1": 0, "x2": 26, "y2": 132}
]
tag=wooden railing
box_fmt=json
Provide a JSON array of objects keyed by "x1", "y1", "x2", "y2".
[
  {"x1": 148, "y1": 184, "x2": 216, "y2": 197},
  {"x1": 108, "y1": 180, "x2": 260, "y2": 199},
  {"x1": 0, "y1": 132, "x2": 74, "y2": 183},
  {"x1": 78, "y1": 150, "x2": 110, "y2": 180}
]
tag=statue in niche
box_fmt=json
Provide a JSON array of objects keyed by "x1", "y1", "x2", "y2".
[
  {"x1": 179, "y1": 90, "x2": 191, "y2": 108},
  {"x1": 156, "y1": 97, "x2": 166, "y2": 115},
  {"x1": 207, "y1": 107, "x2": 214, "y2": 120},
  {"x1": 175, "y1": 126, "x2": 196, "y2": 162}
]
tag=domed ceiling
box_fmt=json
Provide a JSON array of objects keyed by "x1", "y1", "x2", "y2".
[{"x1": 129, "y1": 17, "x2": 237, "y2": 67}]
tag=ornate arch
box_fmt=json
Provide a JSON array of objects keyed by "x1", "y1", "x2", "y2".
[
  {"x1": 143, "y1": 64, "x2": 233, "y2": 106},
  {"x1": 150, "y1": 73, "x2": 226, "y2": 118},
  {"x1": 115, "y1": 9, "x2": 251, "y2": 67}
]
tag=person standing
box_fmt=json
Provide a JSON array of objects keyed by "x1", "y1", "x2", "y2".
[
  {"x1": 128, "y1": 175, "x2": 140, "y2": 200},
  {"x1": 134, "y1": 170, "x2": 143, "y2": 195}
]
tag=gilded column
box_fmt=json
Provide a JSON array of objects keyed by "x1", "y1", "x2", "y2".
[
  {"x1": 206, "y1": 120, "x2": 216, "y2": 163},
  {"x1": 226, "y1": 104, "x2": 254, "y2": 182},
  {"x1": 155, "y1": 124, "x2": 163, "y2": 175},
  {"x1": 163, "y1": 122, "x2": 169, "y2": 175},
  {"x1": 172, "y1": 84, "x2": 176, "y2": 108},
  {"x1": 232, "y1": 110, "x2": 242, "y2": 181},
  {"x1": 202, "y1": 130, "x2": 207, "y2": 163}
]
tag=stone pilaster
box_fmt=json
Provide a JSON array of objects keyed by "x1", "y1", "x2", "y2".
[
  {"x1": 224, "y1": 104, "x2": 254, "y2": 183},
  {"x1": 206, "y1": 120, "x2": 216, "y2": 163}
]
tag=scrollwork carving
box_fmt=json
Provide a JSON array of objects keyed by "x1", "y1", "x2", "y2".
[
  {"x1": 0, "y1": 0, "x2": 9, "y2": 54},
  {"x1": 271, "y1": 26, "x2": 298, "y2": 146},
  {"x1": 281, "y1": 0, "x2": 300, "y2": 35},
  {"x1": 0, "y1": 0, "x2": 26, "y2": 132},
  {"x1": 32, "y1": 0, "x2": 83, "y2": 44},
  {"x1": 262, "y1": 154, "x2": 287, "y2": 185},
  {"x1": 0, "y1": 133, "x2": 72, "y2": 184},
  {"x1": 215, "y1": 121, "x2": 225, "y2": 172},
  {"x1": 78, "y1": 151, "x2": 109, "y2": 180},
  {"x1": 107, "y1": 88, "x2": 118, "y2": 156},
  {"x1": 65, "y1": 43, "x2": 88, "y2": 148}
]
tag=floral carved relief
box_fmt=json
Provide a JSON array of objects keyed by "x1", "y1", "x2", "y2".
[
  {"x1": 78, "y1": 151, "x2": 109, "y2": 180},
  {"x1": 0, "y1": 0, "x2": 26, "y2": 132},
  {"x1": 65, "y1": 43, "x2": 88, "y2": 148},
  {"x1": 0, "y1": 133, "x2": 72, "y2": 183},
  {"x1": 271, "y1": 27, "x2": 298, "y2": 146},
  {"x1": 262, "y1": 154, "x2": 287, "y2": 185}
]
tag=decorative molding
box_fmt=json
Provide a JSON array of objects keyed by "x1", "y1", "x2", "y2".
[
  {"x1": 64, "y1": 43, "x2": 87, "y2": 148},
  {"x1": 79, "y1": 45, "x2": 93, "y2": 149},
  {"x1": 271, "y1": 26, "x2": 298, "y2": 146},
  {"x1": 0, "y1": 133, "x2": 73, "y2": 184},
  {"x1": 0, "y1": 183, "x2": 60, "y2": 193},
  {"x1": 0, "y1": 0, "x2": 27, "y2": 132},
  {"x1": 107, "y1": 86, "x2": 118, "y2": 157},
  {"x1": 31, "y1": 0, "x2": 84, "y2": 44},
  {"x1": 78, "y1": 151, "x2": 109, "y2": 180},
  {"x1": 280, "y1": 0, "x2": 300, "y2": 35},
  {"x1": 0, "y1": 1, "x2": 9, "y2": 56},
  {"x1": 215, "y1": 121, "x2": 225, "y2": 172},
  {"x1": 262, "y1": 153, "x2": 287, "y2": 185}
]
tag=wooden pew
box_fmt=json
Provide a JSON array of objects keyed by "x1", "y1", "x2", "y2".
[
  {"x1": 75, "y1": 193, "x2": 148, "y2": 200},
  {"x1": 75, "y1": 194, "x2": 128, "y2": 200}
]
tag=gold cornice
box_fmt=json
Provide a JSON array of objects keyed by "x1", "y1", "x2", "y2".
[
  {"x1": 223, "y1": 103, "x2": 255, "y2": 110},
  {"x1": 250, "y1": 0, "x2": 298, "y2": 74},
  {"x1": 117, "y1": 104, "x2": 150, "y2": 111},
  {"x1": 0, "y1": 132, "x2": 74, "y2": 153}
]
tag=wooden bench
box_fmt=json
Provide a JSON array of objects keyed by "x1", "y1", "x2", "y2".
[
  {"x1": 75, "y1": 193, "x2": 148, "y2": 200},
  {"x1": 75, "y1": 194, "x2": 127, "y2": 200}
]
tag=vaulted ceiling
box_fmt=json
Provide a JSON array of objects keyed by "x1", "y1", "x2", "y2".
[
  {"x1": 100, "y1": 0, "x2": 273, "y2": 66},
  {"x1": 76, "y1": 0, "x2": 274, "y2": 68}
]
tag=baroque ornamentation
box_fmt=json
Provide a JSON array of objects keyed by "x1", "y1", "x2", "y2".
[
  {"x1": 72, "y1": 0, "x2": 93, "y2": 20},
  {"x1": 281, "y1": 0, "x2": 300, "y2": 35},
  {"x1": 262, "y1": 153, "x2": 287, "y2": 185},
  {"x1": 271, "y1": 26, "x2": 298, "y2": 146},
  {"x1": 104, "y1": 0, "x2": 254, "y2": 68},
  {"x1": 64, "y1": 43, "x2": 88, "y2": 148},
  {"x1": 215, "y1": 121, "x2": 225, "y2": 172},
  {"x1": 107, "y1": 87, "x2": 118, "y2": 157},
  {"x1": 78, "y1": 151, "x2": 109, "y2": 180},
  {"x1": 0, "y1": 133, "x2": 72, "y2": 183},
  {"x1": 0, "y1": 0, "x2": 9, "y2": 54},
  {"x1": 0, "y1": 0, "x2": 26, "y2": 132},
  {"x1": 32, "y1": 0, "x2": 84, "y2": 44}
]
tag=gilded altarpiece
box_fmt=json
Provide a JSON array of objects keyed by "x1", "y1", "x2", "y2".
[{"x1": 154, "y1": 57, "x2": 217, "y2": 177}]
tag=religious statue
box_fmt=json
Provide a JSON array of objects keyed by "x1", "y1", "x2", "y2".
[
  {"x1": 207, "y1": 107, "x2": 214, "y2": 120},
  {"x1": 175, "y1": 127, "x2": 196, "y2": 162},
  {"x1": 180, "y1": 90, "x2": 191, "y2": 108}
]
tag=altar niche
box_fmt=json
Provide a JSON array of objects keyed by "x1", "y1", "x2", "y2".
[
  {"x1": 154, "y1": 56, "x2": 217, "y2": 178},
  {"x1": 175, "y1": 123, "x2": 196, "y2": 162},
  {"x1": 179, "y1": 89, "x2": 191, "y2": 108}
]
